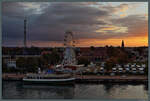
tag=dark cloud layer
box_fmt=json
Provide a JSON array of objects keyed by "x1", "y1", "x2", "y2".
[{"x1": 2, "y1": 2, "x2": 148, "y2": 46}]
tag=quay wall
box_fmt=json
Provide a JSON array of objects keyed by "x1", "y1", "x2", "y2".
[{"x1": 2, "y1": 73, "x2": 148, "y2": 83}]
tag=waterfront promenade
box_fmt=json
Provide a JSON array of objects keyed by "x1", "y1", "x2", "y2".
[
  {"x1": 75, "y1": 75, "x2": 148, "y2": 83},
  {"x1": 2, "y1": 73, "x2": 148, "y2": 83}
]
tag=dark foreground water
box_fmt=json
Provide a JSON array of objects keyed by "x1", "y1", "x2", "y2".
[{"x1": 2, "y1": 81, "x2": 148, "y2": 99}]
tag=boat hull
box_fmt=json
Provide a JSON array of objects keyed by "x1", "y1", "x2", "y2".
[{"x1": 22, "y1": 78, "x2": 75, "y2": 85}]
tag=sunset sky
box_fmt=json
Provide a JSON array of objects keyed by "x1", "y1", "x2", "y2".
[{"x1": 2, "y1": 2, "x2": 148, "y2": 47}]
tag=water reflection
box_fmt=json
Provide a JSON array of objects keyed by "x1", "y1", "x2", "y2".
[
  {"x1": 144, "y1": 84, "x2": 148, "y2": 91},
  {"x1": 103, "y1": 83, "x2": 114, "y2": 93},
  {"x1": 2, "y1": 81, "x2": 148, "y2": 99},
  {"x1": 21, "y1": 84, "x2": 75, "y2": 99}
]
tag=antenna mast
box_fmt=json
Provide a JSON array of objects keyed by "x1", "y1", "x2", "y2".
[{"x1": 24, "y1": 17, "x2": 27, "y2": 48}]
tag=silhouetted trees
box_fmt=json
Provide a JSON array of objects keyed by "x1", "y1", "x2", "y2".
[
  {"x1": 16, "y1": 57, "x2": 39, "y2": 73},
  {"x1": 41, "y1": 48, "x2": 61, "y2": 65},
  {"x1": 105, "y1": 57, "x2": 117, "y2": 71},
  {"x1": 105, "y1": 47, "x2": 129, "y2": 70},
  {"x1": 78, "y1": 57, "x2": 90, "y2": 66}
]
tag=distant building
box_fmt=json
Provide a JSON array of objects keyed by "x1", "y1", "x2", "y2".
[
  {"x1": 77, "y1": 47, "x2": 108, "y2": 63},
  {"x1": 41, "y1": 51, "x2": 52, "y2": 55},
  {"x1": 7, "y1": 60, "x2": 16, "y2": 68},
  {"x1": 121, "y1": 40, "x2": 124, "y2": 48},
  {"x1": 4, "y1": 59, "x2": 16, "y2": 68}
]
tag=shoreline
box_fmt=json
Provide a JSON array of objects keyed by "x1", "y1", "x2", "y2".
[{"x1": 2, "y1": 73, "x2": 148, "y2": 83}]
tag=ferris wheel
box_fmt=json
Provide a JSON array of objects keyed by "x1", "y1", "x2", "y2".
[
  {"x1": 62, "y1": 31, "x2": 77, "y2": 66},
  {"x1": 64, "y1": 31, "x2": 75, "y2": 47}
]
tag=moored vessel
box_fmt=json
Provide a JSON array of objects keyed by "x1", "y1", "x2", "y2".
[{"x1": 23, "y1": 73, "x2": 75, "y2": 85}]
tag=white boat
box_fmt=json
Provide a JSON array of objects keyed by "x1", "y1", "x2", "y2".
[{"x1": 23, "y1": 73, "x2": 75, "y2": 85}]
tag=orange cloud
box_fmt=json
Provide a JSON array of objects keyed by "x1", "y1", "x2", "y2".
[
  {"x1": 120, "y1": 13, "x2": 127, "y2": 17},
  {"x1": 27, "y1": 41, "x2": 63, "y2": 47},
  {"x1": 96, "y1": 25, "x2": 128, "y2": 33}
]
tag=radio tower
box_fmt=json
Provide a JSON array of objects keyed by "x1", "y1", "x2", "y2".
[
  {"x1": 24, "y1": 17, "x2": 27, "y2": 48},
  {"x1": 23, "y1": 17, "x2": 27, "y2": 55}
]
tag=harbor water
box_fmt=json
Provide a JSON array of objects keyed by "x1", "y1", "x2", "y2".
[{"x1": 2, "y1": 81, "x2": 148, "y2": 99}]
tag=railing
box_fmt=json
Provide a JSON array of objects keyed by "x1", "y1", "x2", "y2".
[{"x1": 2, "y1": 55, "x2": 41, "y2": 58}]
